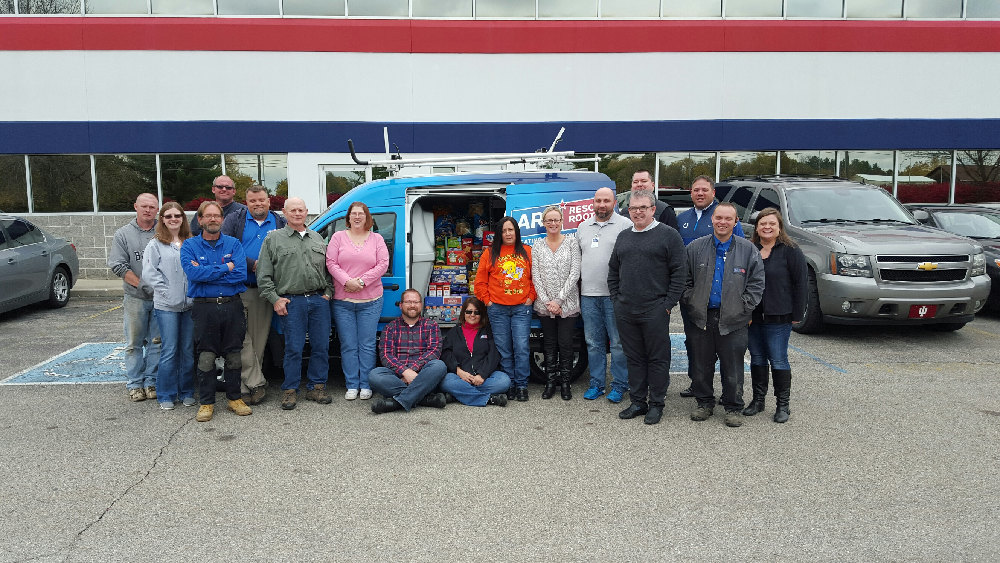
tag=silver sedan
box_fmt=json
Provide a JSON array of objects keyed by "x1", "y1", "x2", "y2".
[{"x1": 0, "y1": 214, "x2": 79, "y2": 314}]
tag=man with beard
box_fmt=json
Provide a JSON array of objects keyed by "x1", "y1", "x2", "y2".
[
  {"x1": 181, "y1": 201, "x2": 251, "y2": 422},
  {"x1": 222, "y1": 185, "x2": 286, "y2": 405},
  {"x1": 577, "y1": 187, "x2": 633, "y2": 404},
  {"x1": 190, "y1": 175, "x2": 247, "y2": 236},
  {"x1": 368, "y1": 289, "x2": 448, "y2": 415}
]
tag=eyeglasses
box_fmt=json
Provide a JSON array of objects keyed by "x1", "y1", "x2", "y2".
[
  {"x1": 162, "y1": 214, "x2": 184, "y2": 219},
  {"x1": 628, "y1": 205, "x2": 653, "y2": 212},
  {"x1": 200, "y1": 213, "x2": 222, "y2": 219},
  {"x1": 543, "y1": 219, "x2": 561, "y2": 224},
  {"x1": 213, "y1": 185, "x2": 235, "y2": 191},
  {"x1": 465, "y1": 309, "x2": 481, "y2": 315}
]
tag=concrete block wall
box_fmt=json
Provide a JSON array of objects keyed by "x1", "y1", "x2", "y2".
[{"x1": 27, "y1": 214, "x2": 134, "y2": 280}]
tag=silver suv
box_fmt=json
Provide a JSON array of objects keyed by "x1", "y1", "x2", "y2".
[{"x1": 715, "y1": 176, "x2": 991, "y2": 333}]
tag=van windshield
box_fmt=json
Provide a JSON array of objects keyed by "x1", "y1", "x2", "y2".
[{"x1": 787, "y1": 187, "x2": 915, "y2": 226}]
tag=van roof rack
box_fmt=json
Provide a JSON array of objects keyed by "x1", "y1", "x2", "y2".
[{"x1": 347, "y1": 127, "x2": 585, "y2": 174}]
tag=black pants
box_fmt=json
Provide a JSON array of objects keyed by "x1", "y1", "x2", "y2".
[
  {"x1": 615, "y1": 307, "x2": 671, "y2": 408},
  {"x1": 688, "y1": 309, "x2": 747, "y2": 412},
  {"x1": 539, "y1": 315, "x2": 576, "y2": 368},
  {"x1": 191, "y1": 299, "x2": 245, "y2": 404}
]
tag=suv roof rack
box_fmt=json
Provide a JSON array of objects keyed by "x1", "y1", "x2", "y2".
[
  {"x1": 721, "y1": 174, "x2": 844, "y2": 182},
  {"x1": 347, "y1": 127, "x2": 593, "y2": 175}
]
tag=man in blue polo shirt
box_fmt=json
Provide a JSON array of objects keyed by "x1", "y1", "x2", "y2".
[
  {"x1": 222, "y1": 185, "x2": 286, "y2": 405},
  {"x1": 181, "y1": 201, "x2": 250, "y2": 422}
]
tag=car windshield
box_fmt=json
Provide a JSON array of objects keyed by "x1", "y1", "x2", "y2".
[
  {"x1": 933, "y1": 210, "x2": 1000, "y2": 239},
  {"x1": 787, "y1": 187, "x2": 915, "y2": 226}
]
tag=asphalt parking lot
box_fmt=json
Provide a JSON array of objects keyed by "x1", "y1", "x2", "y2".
[{"x1": 1, "y1": 295, "x2": 998, "y2": 562}]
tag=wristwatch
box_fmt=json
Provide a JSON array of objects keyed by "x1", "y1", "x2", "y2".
[{"x1": 358, "y1": 278, "x2": 365, "y2": 288}]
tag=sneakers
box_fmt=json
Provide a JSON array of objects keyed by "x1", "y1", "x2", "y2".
[
  {"x1": 281, "y1": 389, "x2": 297, "y2": 410},
  {"x1": 196, "y1": 404, "x2": 214, "y2": 422},
  {"x1": 371, "y1": 397, "x2": 402, "y2": 414},
  {"x1": 227, "y1": 398, "x2": 252, "y2": 416},
  {"x1": 607, "y1": 388, "x2": 625, "y2": 403},
  {"x1": 159, "y1": 401, "x2": 175, "y2": 411},
  {"x1": 644, "y1": 406, "x2": 663, "y2": 425},
  {"x1": 359, "y1": 389, "x2": 373, "y2": 400},
  {"x1": 487, "y1": 393, "x2": 508, "y2": 407},
  {"x1": 418, "y1": 392, "x2": 447, "y2": 409},
  {"x1": 181, "y1": 397, "x2": 197, "y2": 407},
  {"x1": 247, "y1": 385, "x2": 266, "y2": 405},
  {"x1": 345, "y1": 388, "x2": 359, "y2": 400},
  {"x1": 724, "y1": 411, "x2": 743, "y2": 427},
  {"x1": 691, "y1": 405, "x2": 714, "y2": 421},
  {"x1": 583, "y1": 386, "x2": 605, "y2": 400},
  {"x1": 144, "y1": 386, "x2": 157, "y2": 400},
  {"x1": 306, "y1": 384, "x2": 333, "y2": 404},
  {"x1": 128, "y1": 388, "x2": 146, "y2": 402}
]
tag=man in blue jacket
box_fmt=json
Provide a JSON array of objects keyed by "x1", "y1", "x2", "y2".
[
  {"x1": 221, "y1": 185, "x2": 286, "y2": 405},
  {"x1": 181, "y1": 201, "x2": 250, "y2": 422}
]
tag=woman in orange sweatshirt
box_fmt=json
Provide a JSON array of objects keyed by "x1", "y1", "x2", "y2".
[{"x1": 474, "y1": 216, "x2": 536, "y2": 401}]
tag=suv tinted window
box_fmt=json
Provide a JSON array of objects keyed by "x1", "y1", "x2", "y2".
[
  {"x1": 722, "y1": 186, "x2": 755, "y2": 220},
  {"x1": 752, "y1": 188, "x2": 781, "y2": 214},
  {"x1": 319, "y1": 212, "x2": 396, "y2": 276}
]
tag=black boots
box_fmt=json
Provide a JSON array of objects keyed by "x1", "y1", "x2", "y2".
[
  {"x1": 772, "y1": 368, "x2": 792, "y2": 423},
  {"x1": 742, "y1": 364, "x2": 769, "y2": 416},
  {"x1": 559, "y1": 355, "x2": 573, "y2": 401},
  {"x1": 541, "y1": 343, "x2": 558, "y2": 400}
]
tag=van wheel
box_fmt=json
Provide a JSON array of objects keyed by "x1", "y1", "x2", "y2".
[
  {"x1": 793, "y1": 269, "x2": 824, "y2": 334},
  {"x1": 528, "y1": 329, "x2": 589, "y2": 384},
  {"x1": 47, "y1": 266, "x2": 71, "y2": 308}
]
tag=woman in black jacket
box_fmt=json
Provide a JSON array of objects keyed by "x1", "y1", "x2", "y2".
[
  {"x1": 439, "y1": 297, "x2": 511, "y2": 407},
  {"x1": 744, "y1": 208, "x2": 808, "y2": 423}
]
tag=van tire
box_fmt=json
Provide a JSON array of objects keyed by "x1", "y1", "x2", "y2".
[
  {"x1": 529, "y1": 329, "x2": 588, "y2": 384},
  {"x1": 793, "y1": 269, "x2": 824, "y2": 335}
]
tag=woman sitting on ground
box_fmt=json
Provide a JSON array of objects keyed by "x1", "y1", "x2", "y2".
[{"x1": 439, "y1": 296, "x2": 511, "y2": 407}]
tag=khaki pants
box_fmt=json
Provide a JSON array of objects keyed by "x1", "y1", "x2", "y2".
[{"x1": 239, "y1": 287, "x2": 272, "y2": 393}]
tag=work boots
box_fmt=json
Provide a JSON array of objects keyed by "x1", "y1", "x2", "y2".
[
  {"x1": 559, "y1": 355, "x2": 573, "y2": 401},
  {"x1": 742, "y1": 364, "x2": 770, "y2": 416},
  {"x1": 772, "y1": 368, "x2": 792, "y2": 423},
  {"x1": 541, "y1": 344, "x2": 558, "y2": 400}
]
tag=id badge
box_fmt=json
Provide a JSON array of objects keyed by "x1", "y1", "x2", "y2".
[{"x1": 591, "y1": 237, "x2": 600, "y2": 248}]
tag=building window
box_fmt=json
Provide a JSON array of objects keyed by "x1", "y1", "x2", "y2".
[
  {"x1": 967, "y1": 0, "x2": 1000, "y2": 18},
  {"x1": 159, "y1": 154, "x2": 223, "y2": 211},
  {"x1": 840, "y1": 150, "x2": 893, "y2": 184},
  {"x1": 151, "y1": 0, "x2": 214, "y2": 15},
  {"x1": 475, "y1": 0, "x2": 533, "y2": 16},
  {"x1": 725, "y1": 0, "x2": 783, "y2": 18},
  {"x1": 413, "y1": 0, "x2": 471, "y2": 17},
  {"x1": 225, "y1": 154, "x2": 288, "y2": 202},
  {"x1": 95, "y1": 155, "x2": 158, "y2": 212},
  {"x1": 0, "y1": 156, "x2": 28, "y2": 213},
  {"x1": 956, "y1": 150, "x2": 1000, "y2": 203},
  {"x1": 598, "y1": 153, "x2": 656, "y2": 193},
  {"x1": 720, "y1": 151, "x2": 777, "y2": 178},
  {"x1": 29, "y1": 155, "x2": 93, "y2": 213},
  {"x1": 538, "y1": 0, "x2": 598, "y2": 18},
  {"x1": 896, "y1": 150, "x2": 951, "y2": 203},
  {"x1": 218, "y1": 0, "x2": 280, "y2": 15},
  {"x1": 601, "y1": 0, "x2": 659, "y2": 18},
  {"x1": 785, "y1": 0, "x2": 842, "y2": 17},
  {"x1": 0, "y1": 1, "x2": 13, "y2": 14},
  {"x1": 324, "y1": 166, "x2": 367, "y2": 207},
  {"x1": 282, "y1": 0, "x2": 345, "y2": 15},
  {"x1": 905, "y1": 0, "x2": 961, "y2": 18},
  {"x1": 657, "y1": 152, "x2": 717, "y2": 189},
  {"x1": 85, "y1": 0, "x2": 149, "y2": 14},
  {"x1": 845, "y1": 0, "x2": 901, "y2": 18},
  {"x1": 17, "y1": 0, "x2": 80, "y2": 13},
  {"x1": 348, "y1": 0, "x2": 407, "y2": 16},
  {"x1": 780, "y1": 150, "x2": 838, "y2": 175},
  {"x1": 662, "y1": 0, "x2": 721, "y2": 17}
]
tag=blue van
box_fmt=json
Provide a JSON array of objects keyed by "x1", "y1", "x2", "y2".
[{"x1": 308, "y1": 168, "x2": 615, "y2": 382}]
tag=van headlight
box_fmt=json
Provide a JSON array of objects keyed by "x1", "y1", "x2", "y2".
[
  {"x1": 971, "y1": 252, "x2": 986, "y2": 276},
  {"x1": 831, "y1": 253, "x2": 873, "y2": 277}
]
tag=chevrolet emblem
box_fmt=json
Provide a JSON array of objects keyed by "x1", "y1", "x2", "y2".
[{"x1": 917, "y1": 262, "x2": 938, "y2": 271}]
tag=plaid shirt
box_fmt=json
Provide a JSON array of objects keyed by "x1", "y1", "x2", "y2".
[{"x1": 379, "y1": 316, "x2": 441, "y2": 376}]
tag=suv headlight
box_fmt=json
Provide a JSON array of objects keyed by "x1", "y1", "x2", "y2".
[
  {"x1": 971, "y1": 252, "x2": 986, "y2": 277},
  {"x1": 831, "y1": 253, "x2": 874, "y2": 277}
]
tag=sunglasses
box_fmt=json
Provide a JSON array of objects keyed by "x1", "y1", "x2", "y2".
[
  {"x1": 213, "y1": 185, "x2": 235, "y2": 190},
  {"x1": 465, "y1": 309, "x2": 481, "y2": 315}
]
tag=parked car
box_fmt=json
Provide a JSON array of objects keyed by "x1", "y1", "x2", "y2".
[
  {"x1": 0, "y1": 214, "x2": 79, "y2": 314},
  {"x1": 905, "y1": 203, "x2": 1000, "y2": 312},
  {"x1": 713, "y1": 175, "x2": 990, "y2": 333}
]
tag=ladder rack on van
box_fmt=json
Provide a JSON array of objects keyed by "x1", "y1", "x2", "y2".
[{"x1": 347, "y1": 127, "x2": 591, "y2": 175}]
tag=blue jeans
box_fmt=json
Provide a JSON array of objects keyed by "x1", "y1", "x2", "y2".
[
  {"x1": 580, "y1": 296, "x2": 628, "y2": 392},
  {"x1": 487, "y1": 303, "x2": 532, "y2": 388},
  {"x1": 279, "y1": 294, "x2": 331, "y2": 391},
  {"x1": 369, "y1": 359, "x2": 448, "y2": 411},
  {"x1": 440, "y1": 371, "x2": 511, "y2": 406},
  {"x1": 153, "y1": 308, "x2": 195, "y2": 404},
  {"x1": 332, "y1": 296, "x2": 382, "y2": 391},
  {"x1": 747, "y1": 321, "x2": 793, "y2": 370},
  {"x1": 122, "y1": 294, "x2": 160, "y2": 390}
]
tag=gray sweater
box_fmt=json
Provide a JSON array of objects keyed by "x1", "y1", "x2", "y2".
[
  {"x1": 607, "y1": 222, "x2": 687, "y2": 315},
  {"x1": 142, "y1": 238, "x2": 194, "y2": 312},
  {"x1": 681, "y1": 235, "x2": 765, "y2": 335},
  {"x1": 108, "y1": 219, "x2": 155, "y2": 299}
]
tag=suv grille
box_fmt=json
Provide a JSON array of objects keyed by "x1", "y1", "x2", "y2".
[
  {"x1": 876, "y1": 255, "x2": 967, "y2": 263},
  {"x1": 879, "y1": 269, "x2": 967, "y2": 282}
]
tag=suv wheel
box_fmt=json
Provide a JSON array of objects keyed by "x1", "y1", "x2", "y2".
[{"x1": 793, "y1": 269, "x2": 824, "y2": 334}]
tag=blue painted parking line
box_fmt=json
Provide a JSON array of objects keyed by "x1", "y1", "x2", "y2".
[
  {"x1": 788, "y1": 344, "x2": 847, "y2": 374},
  {"x1": 2, "y1": 342, "x2": 128, "y2": 385},
  {"x1": 669, "y1": 333, "x2": 749, "y2": 374}
]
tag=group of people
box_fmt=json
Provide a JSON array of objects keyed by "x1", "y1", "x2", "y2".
[{"x1": 108, "y1": 170, "x2": 806, "y2": 427}]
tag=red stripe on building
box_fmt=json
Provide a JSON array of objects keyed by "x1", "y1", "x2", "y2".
[{"x1": 0, "y1": 18, "x2": 998, "y2": 53}]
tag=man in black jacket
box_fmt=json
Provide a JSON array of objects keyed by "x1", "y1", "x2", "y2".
[
  {"x1": 616, "y1": 169, "x2": 679, "y2": 230},
  {"x1": 608, "y1": 192, "x2": 687, "y2": 425}
]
